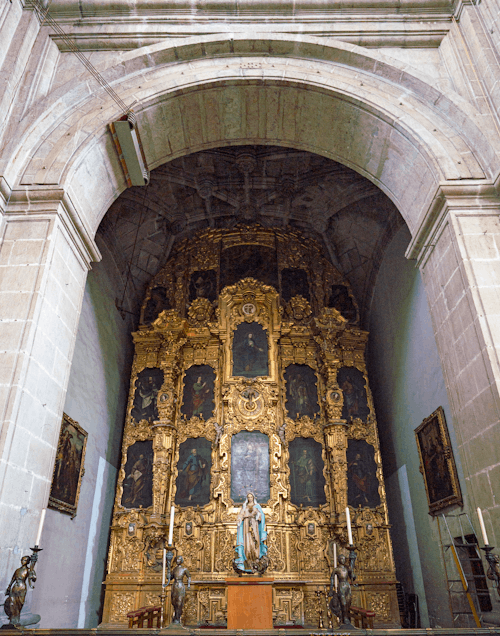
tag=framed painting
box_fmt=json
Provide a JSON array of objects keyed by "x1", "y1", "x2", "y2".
[
  {"x1": 289, "y1": 437, "x2": 327, "y2": 507},
  {"x1": 415, "y1": 406, "x2": 463, "y2": 514},
  {"x1": 231, "y1": 431, "x2": 270, "y2": 503},
  {"x1": 181, "y1": 364, "x2": 215, "y2": 420},
  {"x1": 284, "y1": 364, "x2": 320, "y2": 419},
  {"x1": 220, "y1": 244, "x2": 279, "y2": 291},
  {"x1": 337, "y1": 366, "x2": 370, "y2": 423},
  {"x1": 175, "y1": 437, "x2": 212, "y2": 507},
  {"x1": 131, "y1": 367, "x2": 164, "y2": 425},
  {"x1": 232, "y1": 322, "x2": 269, "y2": 378},
  {"x1": 48, "y1": 413, "x2": 88, "y2": 518},
  {"x1": 121, "y1": 440, "x2": 154, "y2": 509},
  {"x1": 346, "y1": 439, "x2": 381, "y2": 509}
]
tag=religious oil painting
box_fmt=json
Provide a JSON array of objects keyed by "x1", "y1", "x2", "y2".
[
  {"x1": 327, "y1": 284, "x2": 357, "y2": 323},
  {"x1": 231, "y1": 431, "x2": 270, "y2": 504},
  {"x1": 232, "y1": 322, "x2": 269, "y2": 378},
  {"x1": 143, "y1": 286, "x2": 171, "y2": 324},
  {"x1": 415, "y1": 406, "x2": 463, "y2": 513},
  {"x1": 131, "y1": 367, "x2": 164, "y2": 425},
  {"x1": 181, "y1": 364, "x2": 215, "y2": 420},
  {"x1": 175, "y1": 438, "x2": 212, "y2": 507},
  {"x1": 121, "y1": 440, "x2": 154, "y2": 509},
  {"x1": 49, "y1": 413, "x2": 87, "y2": 518},
  {"x1": 220, "y1": 244, "x2": 279, "y2": 291},
  {"x1": 284, "y1": 364, "x2": 320, "y2": 419},
  {"x1": 281, "y1": 268, "x2": 310, "y2": 302},
  {"x1": 337, "y1": 366, "x2": 370, "y2": 423},
  {"x1": 346, "y1": 439, "x2": 381, "y2": 509},
  {"x1": 189, "y1": 269, "x2": 217, "y2": 303},
  {"x1": 289, "y1": 437, "x2": 327, "y2": 507}
]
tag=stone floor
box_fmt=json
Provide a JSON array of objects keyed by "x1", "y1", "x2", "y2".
[{"x1": 1, "y1": 628, "x2": 500, "y2": 635}]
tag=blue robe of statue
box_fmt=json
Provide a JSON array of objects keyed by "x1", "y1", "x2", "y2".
[{"x1": 234, "y1": 495, "x2": 267, "y2": 572}]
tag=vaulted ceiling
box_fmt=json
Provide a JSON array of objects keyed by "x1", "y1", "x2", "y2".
[{"x1": 98, "y1": 145, "x2": 405, "y2": 326}]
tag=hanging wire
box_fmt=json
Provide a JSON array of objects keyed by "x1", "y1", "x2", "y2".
[{"x1": 28, "y1": 0, "x2": 130, "y2": 114}]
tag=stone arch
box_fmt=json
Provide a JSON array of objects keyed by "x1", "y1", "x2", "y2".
[{"x1": 3, "y1": 34, "x2": 498, "y2": 239}]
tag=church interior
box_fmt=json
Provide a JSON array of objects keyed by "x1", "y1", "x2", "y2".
[{"x1": 2, "y1": 0, "x2": 500, "y2": 631}]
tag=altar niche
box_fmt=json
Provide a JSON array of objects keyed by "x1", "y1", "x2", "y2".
[
  {"x1": 232, "y1": 322, "x2": 269, "y2": 378},
  {"x1": 289, "y1": 437, "x2": 327, "y2": 507},
  {"x1": 231, "y1": 431, "x2": 270, "y2": 503}
]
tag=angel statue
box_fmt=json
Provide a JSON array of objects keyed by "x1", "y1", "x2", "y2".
[{"x1": 233, "y1": 492, "x2": 269, "y2": 576}]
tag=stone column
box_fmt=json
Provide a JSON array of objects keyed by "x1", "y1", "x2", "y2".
[
  {"x1": 0, "y1": 187, "x2": 99, "y2": 588},
  {"x1": 412, "y1": 198, "x2": 500, "y2": 546}
]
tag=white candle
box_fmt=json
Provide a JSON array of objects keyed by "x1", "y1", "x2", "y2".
[
  {"x1": 346, "y1": 507, "x2": 353, "y2": 545},
  {"x1": 162, "y1": 548, "x2": 166, "y2": 586},
  {"x1": 168, "y1": 506, "x2": 175, "y2": 545},
  {"x1": 35, "y1": 508, "x2": 46, "y2": 546},
  {"x1": 477, "y1": 507, "x2": 489, "y2": 545},
  {"x1": 333, "y1": 542, "x2": 338, "y2": 591}
]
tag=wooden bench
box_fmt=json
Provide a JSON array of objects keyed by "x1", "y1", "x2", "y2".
[
  {"x1": 126, "y1": 605, "x2": 161, "y2": 628},
  {"x1": 350, "y1": 605, "x2": 376, "y2": 629}
]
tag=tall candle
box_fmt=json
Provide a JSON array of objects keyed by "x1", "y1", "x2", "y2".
[
  {"x1": 162, "y1": 548, "x2": 166, "y2": 586},
  {"x1": 333, "y1": 542, "x2": 338, "y2": 591},
  {"x1": 168, "y1": 506, "x2": 175, "y2": 545},
  {"x1": 35, "y1": 509, "x2": 46, "y2": 546},
  {"x1": 346, "y1": 507, "x2": 353, "y2": 545},
  {"x1": 477, "y1": 507, "x2": 489, "y2": 545}
]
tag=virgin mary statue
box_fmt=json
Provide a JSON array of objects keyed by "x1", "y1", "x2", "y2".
[{"x1": 234, "y1": 493, "x2": 268, "y2": 575}]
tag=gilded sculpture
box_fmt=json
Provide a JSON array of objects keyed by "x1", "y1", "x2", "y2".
[{"x1": 102, "y1": 226, "x2": 399, "y2": 629}]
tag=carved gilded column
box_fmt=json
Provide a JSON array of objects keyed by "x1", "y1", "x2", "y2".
[{"x1": 150, "y1": 311, "x2": 187, "y2": 519}]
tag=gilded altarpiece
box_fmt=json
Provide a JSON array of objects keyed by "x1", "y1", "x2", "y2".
[{"x1": 102, "y1": 227, "x2": 400, "y2": 628}]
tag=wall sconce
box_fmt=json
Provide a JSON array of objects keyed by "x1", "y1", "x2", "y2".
[{"x1": 109, "y1": 111, "x2": 150, "y2": 187}]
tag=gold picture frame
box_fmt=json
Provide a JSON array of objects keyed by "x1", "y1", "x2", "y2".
[
  {"x1": 48, "y1": 413, "x2": 87, "y2": 518},
  {"x1": 415, "y1": 406, "x2": 462, "y2": 514}
]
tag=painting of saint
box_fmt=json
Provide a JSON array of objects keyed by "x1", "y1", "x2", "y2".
[
  {"x1": 175, "y1": 438, "x2": 211, "y2": 507},
  {"x1": 220, "y1": 244, "x2": 278, "y2": 291},
  {"x1": 281, "y1": 268, "x2": 310, "y2": 302},
  {"x1": 231, "y1": 431, "x2": 270, "y2": 504},
  {"x1": 285, "y1": 364, "x2": 320, "y2": 419},
  {"x1": 143, "y1": 286, "x2": 171, "y2": 324},
  {"x1": 49, "y1": 413, "x2": 87, "y2": 516},
  {"x1": 415, "y1": 407, "x2": 462, "y2": 513},
  {"x1": 121, "y1": 440, "x2": 153, "y2": 509},
  {"x1": 337, "y1": 366, "x2": 370, "y2": 423},
  {"x1": 189, "y1": 270, "x2": 217, "y2": 303},
  {"x1": 232, "y1": 322, "x2": 268, "y2": 378},
  {"x1": 131, "y1": 367, "x2": 164, "y2": 424},
  {"x1": 346, "y1": 439, "x2": 380, "y2": 509},
  {"x1": 181, "y1": 365, "x2": 215, "y2": 420},
  {"x1": 328, "y1": 285, "x2": 357, "y2": 323},
  {"x1": 289, "y1": 438, "x2": 326, "y2": 507}
]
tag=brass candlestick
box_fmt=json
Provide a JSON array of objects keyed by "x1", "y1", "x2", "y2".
[
  {"x1": 481, "y1": 545, "x2": 500, "y2": 598},
  {"x1": 3, "y1": 546, "x2": 42, "y2": 629},
  {"x1": 160, "y1": 544, "x2": 175, "y2": 627}
]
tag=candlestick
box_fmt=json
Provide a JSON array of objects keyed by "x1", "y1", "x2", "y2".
[
  {"x1": 162, "y1": 548, "x2": 166, "y2": 586},
  {"x1": 345, "y1": 507, "x2": 353, "y2": 545},
  {"x1": 168, "y1": 506, "x2": 175, "y2": 545},
  {"x1": 477, "y1": 507, "x2": 489, "y2": 545},
  {"x1": 35, "y1": 509, "x2": 46, "y2": 546}
]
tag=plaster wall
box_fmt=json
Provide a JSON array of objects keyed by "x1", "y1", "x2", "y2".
[
  {"x1": 368, "y1": 225, "x2": 466, "y2": 628},
  {"x1": 28, "y1": 238, "x2": 133, "y2": 628}
]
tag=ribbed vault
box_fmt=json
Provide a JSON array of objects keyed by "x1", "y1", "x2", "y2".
[{"x1": 100, "y1": 145, "x2": 404, "y2": 325}]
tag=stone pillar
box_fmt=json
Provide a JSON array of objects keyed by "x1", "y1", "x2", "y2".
[
  {"x1": 0, "y1": 187, "x2": 98, "y2": 588},
  {"x1": 413, "y1": 200, "x2": 500, "y2": 546}
]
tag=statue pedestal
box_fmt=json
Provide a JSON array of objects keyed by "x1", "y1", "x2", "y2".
[{"x1": 226, "y1": 577, "x2": 274, "y2": 629}]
